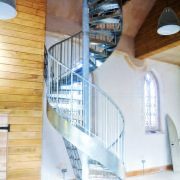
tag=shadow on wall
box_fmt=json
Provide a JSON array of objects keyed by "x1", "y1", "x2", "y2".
[{"x1": 41, "y1": 88, "x2": 75, "y2": 180}]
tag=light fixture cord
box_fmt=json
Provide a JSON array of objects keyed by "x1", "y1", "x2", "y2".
[{"x1": 166, "y1": 0, "x2": 169, "y2": 7}]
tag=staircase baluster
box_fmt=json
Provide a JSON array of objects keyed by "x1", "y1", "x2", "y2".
[{"x1": 45, "y1": 0, "x2": 126, "y2": 179}]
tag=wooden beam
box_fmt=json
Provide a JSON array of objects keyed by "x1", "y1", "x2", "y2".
[
  {"x1": 137, "y1": 40, "x2": 180, "y2": 60},
  {"x1": 135, "y1": 0, "x2": 180, "y2": 59}
]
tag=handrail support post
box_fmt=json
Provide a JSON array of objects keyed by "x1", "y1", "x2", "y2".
[{"x1": 82, "y1": 0, "x2": 90, "y2": 133}]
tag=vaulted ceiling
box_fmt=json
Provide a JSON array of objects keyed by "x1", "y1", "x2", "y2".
[
  {"x1": 46, "y1": 0, "x2": 156, "y2": 56},
  {"x1": 46, "y1": 0, "x2": 180, "y2": 65},
  {"x1": 47, "y1": 0, "x2": 82, "y2": 35},
  {"x1": 46, "y1": 0, "x2": 156, "y2": 38}
]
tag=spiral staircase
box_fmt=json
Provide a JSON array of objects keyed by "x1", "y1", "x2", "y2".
[{"x1": 45, "y1": 0, "x2": 127, "y2": 179}]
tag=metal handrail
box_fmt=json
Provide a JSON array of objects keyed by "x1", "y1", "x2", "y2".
[
  {"x1": 48, "y1": 52, "x2": 123, "y2": 115},
  {"x1": 49, "y1": 31, "x2": 82, "y2": 51},
  {"x1": 45, "y1": 0, "x2": 125, "y2": 178},
  {"x1": 47, "y1": 51, "x2": 124, "y2": 160}
]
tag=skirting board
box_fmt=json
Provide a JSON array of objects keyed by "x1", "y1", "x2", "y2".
[{"x1": 126, "y1": 165, "x2": 173, "y2": 177}]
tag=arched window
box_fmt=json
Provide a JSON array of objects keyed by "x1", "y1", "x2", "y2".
[{"x1": 144, "y1": 72, "x2": 160, "y2": 133}]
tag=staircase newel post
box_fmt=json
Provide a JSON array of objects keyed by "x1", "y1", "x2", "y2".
[
  {"x1": 82, "y1": 0, "x2": 90, "y2": 179},
  {"x1": 82, "y1": 0, "x2": 90, "y2": 133}
]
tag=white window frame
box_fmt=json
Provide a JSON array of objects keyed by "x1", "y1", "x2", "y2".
[{"x1": 144, "y1": 72, "x2": 161, "y2": 133}]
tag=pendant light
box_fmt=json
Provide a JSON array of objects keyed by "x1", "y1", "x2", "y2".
[
  {"x1": 0, "y1": 0, "x2": 17, "y2": 20},
  {"x1": 157, "y1": 1, "x2": 180, "y2": 36}
]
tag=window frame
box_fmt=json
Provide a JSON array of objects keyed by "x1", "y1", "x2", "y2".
[{"x1": 144, "y1": 71, "x2": 161, "y2": 134}]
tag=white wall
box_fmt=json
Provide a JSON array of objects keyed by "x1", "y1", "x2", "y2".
[
  {"x1": 45, "y1": 32, "x2": 180, "y2": 173},
  {"x1": 46, "y1": 31, "x2": 69, "y2": 49},
  {"x1": 93, "y1": 51, "x2": 180, "y2": 172},
  {"x1": 42, "y1": 87, "x2": 75, "y2": 179},
  {"x1": 178, "y1": 69, "x2": 180, "y2": 134}
]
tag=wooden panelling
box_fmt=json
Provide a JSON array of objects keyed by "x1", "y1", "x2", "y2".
[
  {"x1": 0, "y1": 57, "x2": 43, "y2": 69},
  {"x1": 7, "y1": 168, "x2": 40, "y2": 179},
  {"x1": 0, "y1": 79, "x2": 43, "y2": 89},
  {"x1": 0, "y1": 0, "x2": 45, "y2": 179},
  {"x1": 0, "y1": 43, "x2": 44, "y2": 55},
  {"x1": 10, "y1": 125, "x2": 42, "y2": 132},
  {"x1": 0, "y1": 115, "x2": 8, "y2": 179},
  {"x1": 0, "y1": 102, "x2": 42, "y2": 111},
  {"x1": 0, "y1": 110, "x2": 42, "y2": 117},
  {"x1": 0, "y1": 50, "x2": 43, "y2": 62},
  {"x1": 0, "y1": 72, "x2": 43, "y2": 82},
  {"x1": 135, "y1": 0, "x2": 180, "y2": 59},
  {"x1": 8, "y1": 154, "x2": 41, "y2": 162},
  {"x1": 0, "y1": 87, "x2": 42, "y2": 96},
  {"x1": 8, "y1": 146, "x2": 41, "y2": 155},
  {"x1": 0, "y1": 29, "x2": 44, "y2": 42},
  {"x1": 8, "y1": 132, "x2": 42, "y2": 140},
  {"x1": 9, "y1": 117, "x2": 42, "y2": 125},
  {"x1": 0, "y1": 35, "x2": 44, "y2": 48},
  {"x1": 8, "y1": 139, "x2": 41, "y2": 147},
  {"x1": 0, "y1": 21, "x2": 44, "y2": 36},
  {"x1": 8, "y1": 176, "x2": 40, "y2": 180},
  {"x1": 0, "y1": 64, "x2": 43, "y2": 75},
  {"x1": 8, "y1": 161, "x2": 41, "y2": 171},
  {"x1": 17, "y1": 5, "x2": 45, "y2": 17}
]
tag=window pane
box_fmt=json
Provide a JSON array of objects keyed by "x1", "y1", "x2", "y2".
[{"x1": 144, "y1": 72, "x2": 160, "y2": 132}]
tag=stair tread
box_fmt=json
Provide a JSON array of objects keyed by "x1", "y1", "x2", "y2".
[
  {"x1": 90, "y1": 0, "x2": 119, "y2": 15},
  {"x1": 63, "y1": 139, "x2": 82, "y2": 179},
  {"x1": 90, "y1": 13, "x2": 121, "y2": 25},
  {"x1": 90, "y1": 29, "x2": 121, "y2": 36},
  {"x1": 88, "y1": 0, "x2": 102, "y2": 7},
  {"x1": 46, "y1": 0, "x2": 124, "y2": 179},
  {"x1": 90, "y1": 48, "x2": 108, "y2": 59},
  {"x1": 90, "y1": 38, "x2": 115, "y2": 47}
]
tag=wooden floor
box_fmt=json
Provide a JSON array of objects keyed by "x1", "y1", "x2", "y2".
[{"x1": 127, "y1": 171, "x2": 180, "y2": 180}]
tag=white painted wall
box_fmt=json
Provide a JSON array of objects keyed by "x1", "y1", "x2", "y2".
[
  {"x1": 178, "y1": 69, "x2": 180, "y2": 134},
  {"x1": 46, "y1": 31, "x2": 69, "y2": 49},
  {"x1": 45, "y1": 32, "x2": 180, "y2": 174},
  {"x1": 41, "y1": 90, "x2": 75, "y2": 180},
  {"x1": 92, "y1": 51, "x2": 180, "y2": 172},
  {"x1": 42, "y1": 33, "x2": 80, "y2": 180}
]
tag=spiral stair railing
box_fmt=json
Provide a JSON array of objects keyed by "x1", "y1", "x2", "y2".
[{"x1": 45, "y1": 0, "x2": 128, "y2": 179}]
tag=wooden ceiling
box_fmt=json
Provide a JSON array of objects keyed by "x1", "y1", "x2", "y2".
[
  {"x1": 135, "y1": 0, "x2": 180, "y2": 65},
  {"x1": 149, "y1": 46, "x2": 180, "y2": 66}
]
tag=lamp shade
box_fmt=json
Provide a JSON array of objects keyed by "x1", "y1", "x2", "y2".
[
  {"x1": 157, "y1": 7, "x2": 180, "y2": 35},
  {"x1": 0, "y1": 0, "x2": 17, "y2": 20}
]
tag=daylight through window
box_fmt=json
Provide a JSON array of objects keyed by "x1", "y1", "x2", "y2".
[{"x1": 144, "y1": 72, "x2": 160, "y2": 133}]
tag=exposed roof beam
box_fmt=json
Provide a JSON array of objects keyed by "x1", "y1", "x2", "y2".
[{"x1": 135, "y1": 0, "x2": 180, "y2": 59}]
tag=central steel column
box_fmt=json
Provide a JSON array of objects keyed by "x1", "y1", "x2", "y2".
[
  {"x1": 82, "y1": 0, "x2": 90, "y2": 179},
  {"x1": 82, "y1": 0, "x2": 90, "y2": 131}
]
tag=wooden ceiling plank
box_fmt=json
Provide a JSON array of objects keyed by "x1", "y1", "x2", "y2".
[{"x1": 135, "y1": 0, "x2": 180, "y2": 64}]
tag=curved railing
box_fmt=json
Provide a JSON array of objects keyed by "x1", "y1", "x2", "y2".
[
  {"x1": 47, "y1": 51, "x2": 124, "y2": 159},
  {"x1": 45, "y1": 0, "x2": 127, "y2": 179}
]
